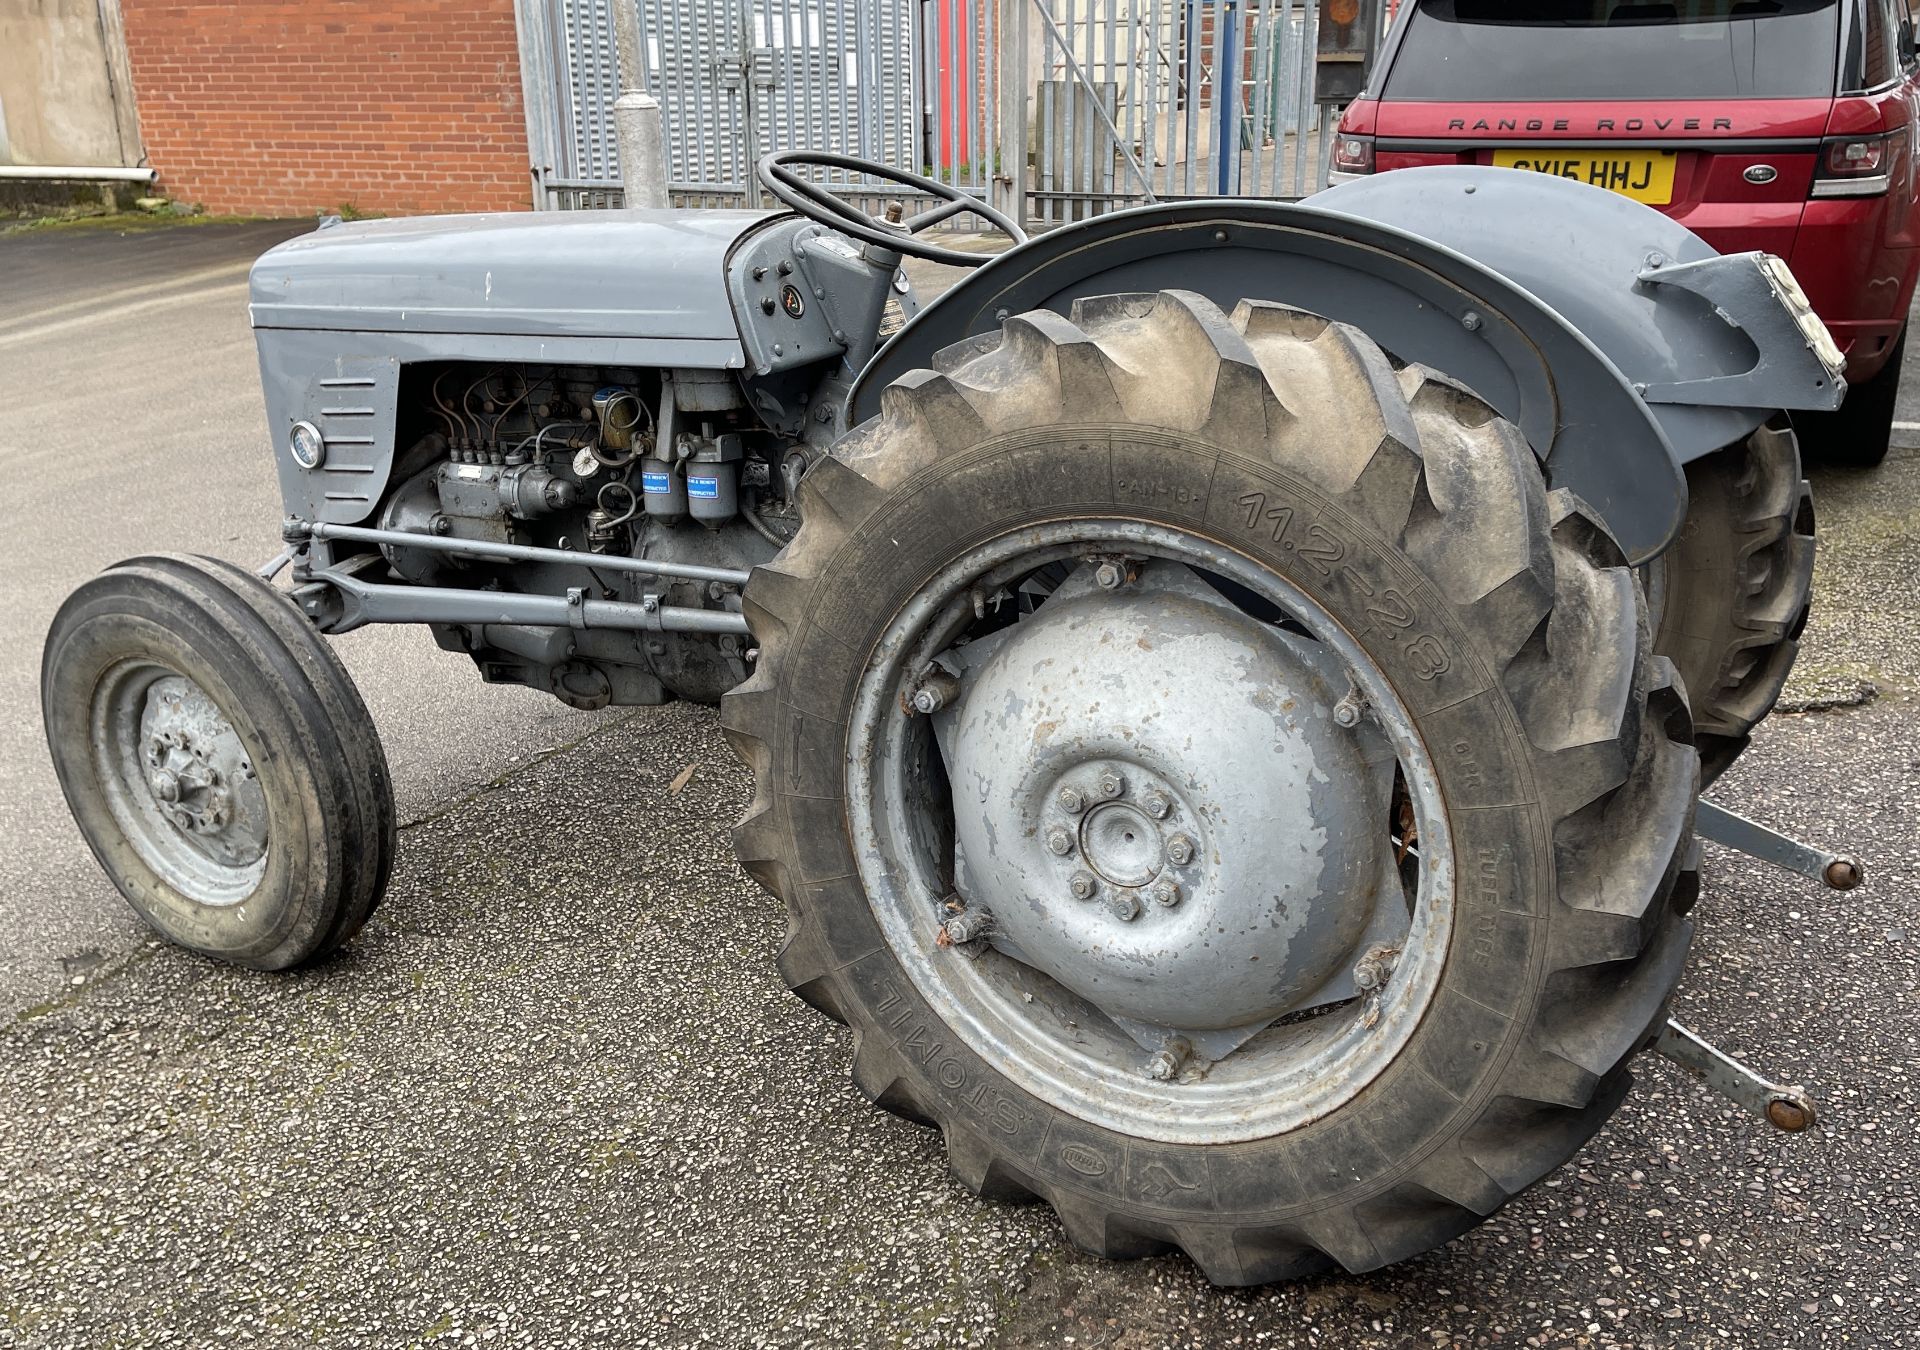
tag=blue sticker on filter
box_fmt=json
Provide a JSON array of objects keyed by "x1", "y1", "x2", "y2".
[
  {"x1": 641, "y1": 471, "x2": 673, "y2": 494},
  {"x1": 687, "y1": 476, "x2": 721, "y2": 499}
]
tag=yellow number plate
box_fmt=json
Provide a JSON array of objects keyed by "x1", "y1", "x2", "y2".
[{"x1": 1492, "y1": 148, "x2": 1677, "y2": 205}]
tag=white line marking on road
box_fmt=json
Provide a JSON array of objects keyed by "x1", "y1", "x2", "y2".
[
  {"x1": 0, "y1": 260, "x2": 254, "y2": 337},
  {"x1": 0, "y1": 278, "x2": 250, "y2": 351}
]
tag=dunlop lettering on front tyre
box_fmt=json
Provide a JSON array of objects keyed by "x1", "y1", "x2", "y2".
[{"x1": 720, "y1": 291, "x2": 1698, "y2": 1285}]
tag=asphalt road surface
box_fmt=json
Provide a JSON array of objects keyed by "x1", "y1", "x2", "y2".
[
  {"x1": 0, "y1": 221, "x2": 1914, "y2": 1348},
  {"x1": 0, "y1": 221, "x2": 625, "y2": 1011}
]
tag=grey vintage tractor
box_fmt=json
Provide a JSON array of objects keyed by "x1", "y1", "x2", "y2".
[{"x1": 42, "y1": 152, "x2": 1862, "y2": 1284}]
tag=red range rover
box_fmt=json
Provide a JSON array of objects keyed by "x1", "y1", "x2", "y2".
[{"x1": 1333, "y1": 0, "x2": 1920, "y2": 465}]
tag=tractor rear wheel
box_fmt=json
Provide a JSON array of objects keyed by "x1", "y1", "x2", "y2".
[
  {"x1": 1647, "y1": 422, "x2": 1814, "y2": 785},
  {"x1": 43, "y1": 554, "x2": 395, "y2": 970},
  {"x1": 722, "y1": 292, "x2": 1698, "y2": 1284}
]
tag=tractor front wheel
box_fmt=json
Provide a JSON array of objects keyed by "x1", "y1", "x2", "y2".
[
  {"x1": 723, "y1": 292, "x2": 1699, "y2": 1283},
  {"x1": 43, "y1": 554, "x2": 394, "y2": 970}
]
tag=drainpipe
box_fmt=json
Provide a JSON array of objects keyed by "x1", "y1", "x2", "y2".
[
  {"x1": 0, "y1": 165, "x2": 156, "y2": 182},
  {"x1": 609, "y1": 2, "x2": 669, "y2": 209},
  {"x1": 94, "y1": 0, "x2": 144, "y2": 169}
]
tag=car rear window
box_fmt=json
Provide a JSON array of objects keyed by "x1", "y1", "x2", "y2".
[{"x1": 1381, "y1": 1, "x2": 1841, "y2": 102}]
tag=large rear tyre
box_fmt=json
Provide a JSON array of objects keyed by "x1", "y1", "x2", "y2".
[
  {"x1": 43, "y1": 554, "x2": 395, "y2": 970},
  {"x1": 723, "y1": 292, "x2": 1698, "y2": 1284},
  {"x1": 1648, "y1": 423, "x2": 1814, "y2": 785}
]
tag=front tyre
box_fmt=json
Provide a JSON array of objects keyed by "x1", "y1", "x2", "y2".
[
  {"x1": 43, "y1": 554, "x2": 395, "y2": 970},
  {"x1": 723, "y1": 293, "x2": 1698, "y2": 1283}
]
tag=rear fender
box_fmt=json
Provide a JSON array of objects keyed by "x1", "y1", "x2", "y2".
[{"x1": 851, "y1": 168, "x2": 1843, "y2": 562}]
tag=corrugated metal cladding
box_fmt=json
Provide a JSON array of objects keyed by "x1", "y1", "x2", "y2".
[
  {"x1": 522, "y1": 1, "x2": 1342, "y2": 225},
  {"x1": 527, "y1": 0, "x2": 930, "y2": 211}
]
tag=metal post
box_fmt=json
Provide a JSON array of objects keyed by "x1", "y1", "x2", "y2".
[
  {"x1": 611, "y1": 0, "x2": 670, "y2": 207},
  {"x1": 1215, "y1": 0, "x2": 1238, "y2": 195},
  {"x1": 1182, "y1": 0, "x2": 1199, "y2": 195},
  {"x1": 511, "y1": 0, "x2": 557, "y2": 207}
]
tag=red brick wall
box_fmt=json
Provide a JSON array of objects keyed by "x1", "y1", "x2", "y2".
[{"x1": 119, "y1": 0, "x2": 532, "y2": 217}]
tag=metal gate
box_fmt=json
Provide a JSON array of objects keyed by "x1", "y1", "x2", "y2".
[
  {"x1": 515, "y1": 0, "x2": 1352, "y2": 222},
  {"x1": 520, "y1": 0, "x2": 955, "y2": 211},
  {"x1": 1002, "y1": 0, "x2": 1340, "y2": 229}
]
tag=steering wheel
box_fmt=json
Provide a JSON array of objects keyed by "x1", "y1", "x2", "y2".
[{"x1": 756, "y1": 150, "x2": 1027, "y2": 268}]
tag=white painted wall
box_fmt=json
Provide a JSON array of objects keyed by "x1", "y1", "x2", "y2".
[{"x1": 0, "y1": 0, "x2": 141, "y2": 168}]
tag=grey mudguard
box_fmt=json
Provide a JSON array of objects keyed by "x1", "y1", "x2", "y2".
[
  {"x1": 851, "y1": 168, "x2": 1838, "y2": 562},
  {"x1": 250, "y1": 208, "x2": 773, "y2": 360},
  {"x1": 1313, "y1": 168, "x2": 1843, "y2": 439}
]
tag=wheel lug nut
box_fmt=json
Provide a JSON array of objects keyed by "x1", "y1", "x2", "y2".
[
  {"x1": 1069, "y1": 871, "x2": 1099, "y2": 901},
  {"x1": 1352, "y1": 943, "x2": 1400, "y2": 993},
  {"x1": 1094, "y1": 562, "x2": 1123, "y2": 590},
  {"x1": 1057, "y1": 786, "x2": 1085, "y2": 815},
  {"x1": 941, "y1": 908, "x2": 993, "y2": 945},
  {"x1": 1149, "y1": 879, "x2": 1180, "y2": 908},
  {"x1": 1141, "y1": 790, "x2": 1172, "y2": 819},
  {"x1": 1097, "y1": 770, "x2": 1125, "y2": 799},
  {"x1": 1166, "y1": 834, "x2": 1195, "y2": 866},
  {"x1": 909, "y1": 669, "x2": 961, "y2": 715},
  {"x1": 1333, "y1": 689, "x2": 1365, "y2": 728},
  {"x1": 1045, "y1": 826, "x2": 1075, "y2": 857},
  {"x1": 1147, "y1": 1037, "x2": 1192, "y2": 1082},
  {"x1": 1106, "y1": 890, "x2": 1141, "y2": 922}
]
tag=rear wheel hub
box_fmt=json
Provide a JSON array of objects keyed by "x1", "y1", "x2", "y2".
[
  {"x1": 847, "y1": 522, "x2": 1454, "y2": 1143},
  {"x1": 936, "y1": 563, "x2": 1390, "y2": 1033}
]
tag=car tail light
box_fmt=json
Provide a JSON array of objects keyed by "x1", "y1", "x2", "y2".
[
  {"x1": 1812, "y1": 132, "x2": 1894, "y2": 197},
  {"x1": 1332, "y1": 134, "x2": 1375, "y2": 177}
]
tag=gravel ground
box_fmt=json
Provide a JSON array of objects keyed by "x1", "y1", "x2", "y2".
[
  {"x1": 1, "y1": 237, "x2": 1916, "y2": 1348},
  {"x1": 1780, "y1": 446, "x2": 1920, "y2": 710},
  {"x1": 3, "y1": 657, "x2": 1913, "y2": 1348}
]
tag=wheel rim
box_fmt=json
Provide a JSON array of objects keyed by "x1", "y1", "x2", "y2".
[
  {"x1": 847, "y1": 521, "x2": 1456, "y2": 1146},
  {"x1": 89, "y1": 661, "x2": 269, "y2": 906}
]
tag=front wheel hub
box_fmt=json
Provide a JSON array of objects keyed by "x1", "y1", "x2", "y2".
[
  {"x1": 90, "y1": 667, "x2": 270, "y2": 903},
  {"x1": 934, "y1": 563, "x2": 1395, "y2": 1034}
]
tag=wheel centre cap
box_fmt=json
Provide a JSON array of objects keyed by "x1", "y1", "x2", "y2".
[
  {"x1": 1080, "y1": 802, "x2": 1162, "y2": 887},
  {"x1": 934, "y1": 562, "x2": 1394, "y2": 1033}
]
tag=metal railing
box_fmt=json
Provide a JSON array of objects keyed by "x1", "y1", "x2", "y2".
[
  {"x1": 517, "y1": 0, "x2": 1352, "y2": 224},
  {"x1": 1012, "y1": 0, "x2": 1337, "y2": 229}
]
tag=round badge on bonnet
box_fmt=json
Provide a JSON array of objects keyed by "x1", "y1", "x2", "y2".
[
  {"x1": 288, "y1": 420, "x2": 326, "y2": 470},
  {"x1": 1745, "y1": 164, "x2": 1779, "y2": 184}
]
